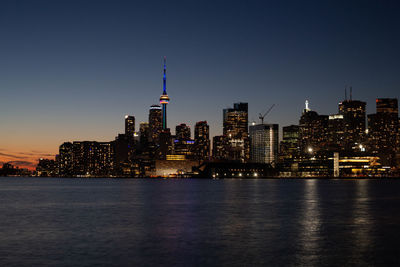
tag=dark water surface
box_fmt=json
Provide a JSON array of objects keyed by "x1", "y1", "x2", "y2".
[{"x1": 1, "y1": 178, "x2": 400, "y2": 266}]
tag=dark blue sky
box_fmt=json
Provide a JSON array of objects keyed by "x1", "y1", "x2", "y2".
[{"x1": 1, "y1": 0, "x2": 399, "y2": 167}]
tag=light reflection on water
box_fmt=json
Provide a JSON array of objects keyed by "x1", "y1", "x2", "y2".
[
  {"x1": 0, "y1": 178, "x2": 400, "y2": 266},
  {"x1": 297, "y1": 179, "x2": 321, "y2": 266}
]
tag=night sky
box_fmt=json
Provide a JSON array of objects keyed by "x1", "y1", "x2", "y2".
[{"x1": 1, "y1": 0, "x2": 399, "y2": 169}]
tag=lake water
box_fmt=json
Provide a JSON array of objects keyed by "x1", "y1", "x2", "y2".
[{"x1": 0, "y1": 177, "x2": 400, "y2": 266}]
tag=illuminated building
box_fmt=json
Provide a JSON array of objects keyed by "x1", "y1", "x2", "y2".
[
  {"x1": 338, "y1": 97, "x2": 366, "y2": 148},
  {"x1": 222, "y1": 102, "x2": 249, "y2": 162},
  {"x1": 212, "y1": 135, "x2": 226, "y2": 160},
  {"x1": 72, "y1": 141, "x2": 114, "y2": 177},
  {"x1": 59, "y1": 142, "x2": 73, "y2": 177},
  {"x1": 125, "y1": 115, "x2": 135, "y2": 142},
  {"x1": 299, "y1": 100, "x2": 328, "y2": 154},
  {"x1": 159, "y1": 56, "x2": 170, "y2": 130},
  {"x1": 198, "y1": 162, "x2": 277, "y2": 178},
  {"x1": 368, "y1": 98, "x2": 398, "y2": 167},
  {"x1": 36, "y1": 158, "x2": 57, "y2": 177},
  {"x1": 173, "y1": 139, "x2": 195, "y2": 158},
  {"x1": 153, "y1": 159, "x2": 198, "y2": 177},
  {"x1": 338, "y1": 156, "x2": 388, "y2": 176},
  {"x1": 280, "y1": 125, "x2": 300, "y2": 160},
  {"x1": 176, "y1": 123, "x2": 191, "y2": 140},
  {"x1": 249, "y1": 124, "x2": 279, "y2": 165},
  {"x1": 194, "y1": 121, "x2": 210, "y2": 160},
  {"x1": 327, "y1": 114, "x2": 345, "y2": 150},
  {"x1": 149, "y1": 105, "x2": 162, "y2": 143}
]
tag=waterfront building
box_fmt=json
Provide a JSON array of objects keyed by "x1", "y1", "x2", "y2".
[
  {"x1": 368, "y1": 98, "x2": 399, "y2": 167},
  {"x1": 338, "y1": 96, "x2": 366, "y2": 148},
  {"x1": 71, "y1": 141, "x2": 114, "y2": 177},
  {"x1": 59, "y1": 142, "x2": 73, "y2": 177},
  {"x1": 327, "y1": 114, "x2": 345, "y2": 150},
  {"x1": 194, "y1": 121, "x2": 210, "y2": 161},
  {"x1": 36, "y1": 158, "x2": 58, "y2": 177},
  {"x1": 280, "y1": 125, "x2": 300, "y2": 160},
  {"x1": 222, "y1": 102, "x2": 249, "y2": 162},
  {"x1": 249, "y1": 123, "x2": 279, "y2": 165},
  {"x1": 299, "y1": 100, "x2": 328, "y2": 154}
]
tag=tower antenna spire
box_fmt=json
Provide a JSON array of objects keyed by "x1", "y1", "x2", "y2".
[
  {"x1": 345, "y1": 85, "x2": 347, "y2": 101},
  {"x1": 163, "y1": 56, "x2": 167, "y2": 94},
  {"x1": 160, "y1": 56, "x2": 170, "y2": 129}
]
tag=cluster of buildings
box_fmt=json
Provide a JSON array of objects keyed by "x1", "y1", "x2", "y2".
[
  {"x1": 279, "y1": 94, "x2": 399, "y2": 177},
  {"x1": 31, "y1": 60, "x2": 399, "y2": 178}
]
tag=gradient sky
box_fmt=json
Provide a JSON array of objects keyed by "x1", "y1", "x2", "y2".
[{"x1": 1, "y1": 0, "x2": 399, "y2": 169}]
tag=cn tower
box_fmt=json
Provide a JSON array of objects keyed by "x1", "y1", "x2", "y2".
[{"x1": 159, "y1": 56, "x2": 170, "y2": 130}]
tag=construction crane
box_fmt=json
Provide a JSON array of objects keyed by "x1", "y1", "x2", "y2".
[{"x1": 258, "y1": 104, "x2": 275, "y2": 124}]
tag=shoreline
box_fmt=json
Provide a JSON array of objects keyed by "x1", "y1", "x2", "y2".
[{"x1": 1, "y1": 176, "x2": 400, "y2": 179}]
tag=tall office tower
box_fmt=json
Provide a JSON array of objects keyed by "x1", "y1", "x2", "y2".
[
  {"x1": 327, "y1": 114, "x2": 345, "y2": 150},
  {"x1": 299, "y1": 100, "x2": 329, "y2": 154},
  {"x1": 159, "y1": 56, "x2": 170, "y2": 130},
  {"x1": 139, "y1": 122, "x2": 150, "y2": 145},
  {"x1": 194, "y1": 121, "x2": 210, "y2": 160},
  {"x1": 223, "y1": 102, "x2": 249, "y2": 162},
  {"x1": 368, "y1": 98, "x2": 399, "y2": 166},
  {"x1": 338, "y1": 94, "x2": 366, "y2": 148},
  {"x1": 149, "y1": 105, "x2": 162, "y2": 143},
  {"x1": 212, "y1": 135, "x2": 226, "y2": 160},
  {"x1": 125, "y1": 115, "x2": 135, "y2": 141},
  {"x1": 159, "y1": 128, "x2": 173, "y2": 159},
  {"x1": 280, "y1": 125, "x2": 300, "y2": 160},
  {"x1": 59, "y1": 142, "x2": 73, "y2": 177},
  {"x1": 176, "y1": 123, "x2": 191, "y2": 140},
  {"x1": 249, "y1": 124, "x2": 279, "y2": 165}
]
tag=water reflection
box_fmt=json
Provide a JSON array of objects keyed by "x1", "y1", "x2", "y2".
[
  {"x1": 350, "y1": 180, "x2": 373, "y2": 263},
  {"x1": 297, "y1": 179, "x2": 321, "y2": 265},
  {"x1": 1, "y1": 178, "x2": 400, "y2": 266}
]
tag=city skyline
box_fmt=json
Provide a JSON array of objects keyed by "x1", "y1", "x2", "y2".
[{"x1": 1, "y1": 0, "x2": 400, "y2": 170}]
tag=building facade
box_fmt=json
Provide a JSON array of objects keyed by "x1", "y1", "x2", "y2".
[{"x1": 249, "y1": 124, "x2": 279, "y2": 165}]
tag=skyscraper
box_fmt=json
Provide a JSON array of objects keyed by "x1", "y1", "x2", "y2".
[
  {"x1": 194, "y1": 121, "x2": 210, "y2": 160},
  {"x1": 212, "y1": 135, "x2": 226, "y2": 160},
  {"x1": 149, "y1": 105, "x2": 162, "y2": 143},
  {"x1": 327, "y1": 114, "x2": 345, "y2": 150},
  {"x1": 368, "y1": 98, "x2": 399, "y2": 166},
  {"x1": 280, "y1": 125, "x2": 300, "y2": 160},
  {"x1": 125, "y1": 115, "x2": 135, "y2": 141},
  {"x1": 139, "y1": 122, "x2": 150, "y2": 145},
  {"x1": 249, "y1": 124, "x2": 279, "y2": 165},
  {"x1": 338, "y1": 97, "x2": 366, "y2": 148},
  {"x1": 299, "y1": 100, "x2": 328, "y2": 154},
  {"x1": 159, "y1": 56, "x2": 170, "y2": 130},
  {"x1": 222, "y1": 102, "x2": 249, "y2": 162}
]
